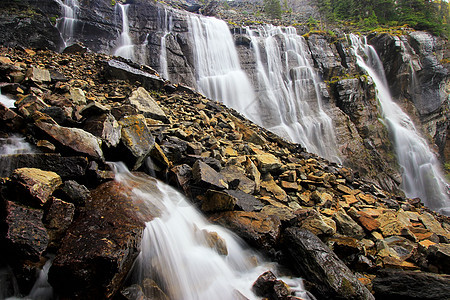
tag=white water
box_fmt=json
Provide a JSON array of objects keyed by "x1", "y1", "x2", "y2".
[
  {"x1": 187, "y1": 15, "x2": 256, "y2": 114},
  {"x1": 111, "y1": 163, "x2": 310, "y2": 300},
  {"x1": 0, "y1": 93, "x2": 15, "y2": 109},
  {"x1": 0, "y1": 136, "x2": 34, "y2": 155},
  {"x1": 114, "y1": 4, "x2": 135, "y2": 61},
  {"x1": 349, "y1": 34, "x2": 450, "y2": 215},
  {"x1": 186, "y1": 16, "x2": 339, "y2": 162},
  {"x1": 158, "y1": 8, "x2": 174, "y2": 80},
  {"x1": 55, "y1": 0, "x2": 80, "y2": 49},
  {"x1": 246, "y1": 25, "x2": 340, "y2": 162}
]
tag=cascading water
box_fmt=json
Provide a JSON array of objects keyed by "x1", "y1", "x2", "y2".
[
  {"x1": 0, "y1": 93, "x2": 15, "y2": 109},
  {"x1": 158, "y1": 8, "x2": 174, "y2": 80},
  {"x1": 349, "y1": 34, "x2": 450, "y2": 215},
  {"x1": 55, "y1": 0, "x2": 80, "y2": 49},
  {"x1": 187, "y1": 15, "x2": 256, "y2": 114},
  {"x1": 245, "y1": 25, "x2": 340, "y2": 162},
  {"x1": 186, "y1": 16, "x2": 339, "y2": 162},
  {"x1": 111, "y1": 162, "x2": 310, "y2": 300},
  {"x1": 114, "y1": 4, "x2": 135, "y2": 61}
]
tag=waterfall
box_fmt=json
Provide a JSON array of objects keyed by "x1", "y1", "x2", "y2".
[
  {"x1": 158, "y1": 8, "x2": 174, "y2": 80},
  {"x1": 187, "y1": 14, "x2": 256, "y2": 113},
  {"x1": 111, "y1": 163, "x2": 310, "y2": 300},
  {"x1": 114, "y1": 4, "x2": 135, "y2": 61},
  {"x1": 246, "y1": 25, "x2": 340, "y2": 162},
  {"x1": 349, "y1": 34, "x2": 450, "y2": 215},
  {"x1": 55, "y1": 0, "x2": 80, "y2": 49},
  {"x1": 186, "y1": 17, "x2": 339, "y2": 162},
  {"x1": 0, "y1": 93, "x2": 15, "y2": 109}
]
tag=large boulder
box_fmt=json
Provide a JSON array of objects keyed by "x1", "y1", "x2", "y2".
[
  {"x1": 373, "y1": 269, "x2": 450, "y2": 300},
  {"x1": 209, "y1": 211, "x2": 281, "y2": 252},
  {"x1": 48, "y1": 176, "x2": 160, "y2": 299},
  {"x1": 282, "y1": 227, "x2": 375, "y2": 300},
  {"x1": 1, "y1": 200, "x2": 48, "y2": 262}
]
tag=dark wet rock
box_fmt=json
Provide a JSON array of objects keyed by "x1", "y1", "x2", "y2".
[
  {"x1": 121, "y1": 284, "x2": 148, "y2": 300},
  {"x1": 372, "y1": 269, "x2": 450, "y2": 300},
  {"x1": 62, "y1": 43, "x2": 88, "y2": 54},
  {"x1": 0, "y1": 153, "x2": 88, "y2": 179},
  {"x1": 83, "y1": 113, "x2": 121, "y2": 148},
  {"x1": 48, "y1": 178, "x2": 155, "y2": 299},
  {"x1": 1, "y1": 200, "x2": 48, "y2": 262},
  {"x1": 53, "y1": 180, "x2": 90, "y2": 207},
  {"x1": 8, "y1": 167, "x2": 62, "y2": 207},
  {"x1": 192, "y1": 160, "x2": 228, "y2": 190},
  {"x1": 105, "y1": 59, "x2": 165, "y2": 92},
  {"x1": 44, "y1": 197, "x2": 75, "y2": 249},
  {"x1": 210, "y1": 211, "x2": 281, "y2": 251},
  {"x1": 282, "y1": 228, "x2": 375, "y2": 300},
  {"x1": 252, "y1": 270, "x2": 290, "y2": 299},
  {"x1": 36, "y1": 121, "x2": 104, "y2": 160},
  {"x1": 220, "y1": 165, "x2": 256, "y2": 194},
  {"x1": 142, "y1": 278, "x2": 170, "y2": 300},
  {"x1": 225, "y1": 189, "x2": 264, "y2": 212}
]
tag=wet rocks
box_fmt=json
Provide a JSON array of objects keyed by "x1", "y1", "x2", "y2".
[
  {"x1": 372, "y1": 269, "x2": 450, "y2": 300},
  {"x1": 283, "y1": 228, "x2": 375, "y2": 300},
  {"x1": 48, "y1": 180, "x2": 150, "y2": 299},
  {"x1": 2, "y1": 200, "x2": 48, "y2": 261}
]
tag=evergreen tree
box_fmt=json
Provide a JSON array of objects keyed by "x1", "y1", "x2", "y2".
[{"x1": 264, "y1": 0, "x2": 282, "y2": 19}]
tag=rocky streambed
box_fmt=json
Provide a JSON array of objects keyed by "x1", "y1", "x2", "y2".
[{"x1": 0, "y1": 46, "x2": 449, "y2": 299}]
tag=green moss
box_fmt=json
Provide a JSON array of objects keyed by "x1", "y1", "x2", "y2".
[{"x1": 111, "y1": 0, "x2": 116, "y2": 6}]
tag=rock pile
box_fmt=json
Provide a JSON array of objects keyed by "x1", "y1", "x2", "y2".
[{"x1": 0, "y1": 46, "x2": 449, "y2": 299}]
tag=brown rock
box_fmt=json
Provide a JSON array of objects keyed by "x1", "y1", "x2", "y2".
[
  {"x1": 128, "y1": 87, "x2": 168, "y2": 123},
  {"x1": 36, "y1": 121, "x2": 104, "y2": 160},
  {"x1": 119, "y1": 115, "x2": 155, "y2": 170},
  {"x1": 2, "y1": 200, "x2": 48, "y2": 261},
  {"x1": 192, "y1": 160, "x2": 228, "y2": 190},
  {"x1": 9, "y1": 168, "x2": 62, "y2": 207},
  {"x1": 255, "y1": 153, "x2": 283, "y2": 174},
  {"x1": 260, "y1": 177, "x2": 287, "y2": 202},
  {"x1": 44, "y1": 197, "x2": 75, "y2": 248},
  {"x1": 201, "y1": 189, "x2": 236, "y2": 212},
  {"x1": 209, "y1": 211, "x2": 281, "y2": 251},
  {"x1": 48, "y1": 176, "x2": 157, "y2": 299}
]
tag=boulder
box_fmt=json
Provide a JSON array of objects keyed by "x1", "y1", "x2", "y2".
[
  {"x1": 282, "y1": 228, "x2": 375, "y2": 300},
  {"x1": 25, "y1": 67, "x2": 51, "y2": 83},
  {"x1": 0, "y1": 153, "x2": 88, "y2": 179},
  {"x1": 225, "y1": 189, "x2": 264, "y2": 212},
  {"x1": 105, "y1": 59, "x2": 165, "y2": 91},
  {"x1": 333, "y1": 209, "x2": 365, "y2": 239},
  {"x1": 255, "y1": 153, "x2": 283, "y2": 174},
  {"x1": 44, "y1": 198, "x2": 75, "y2": 248},
  {"x1": 128, "y1": 87, "x2": 168, "y2": 123},
  {"x1": 252, "y1": 270, "x2": 291, "y2": 300},
  {"x1": 220, "y1": 164, "x2": 256, "y2": 194},
  {"x1": 9, "y1": 168, "x2": 62, "y2": 207},
  {"x1": 83, "y1": 113, "x2": 121, "y2": 148},
  {"x1": 118, "y1": 115, "x2": 155, "y2": 170},
  {"x1": 1, "y1": 200, "x2": 48, "y2": 261},
  {"x1": 201, "y1": 189, "x2": 237, "y2": 212},
  {"x1": 36, "y1": 121, "x2": 104, "y2": 160},
  {"x1": 192, "y1": 160, "x2": 228, "y2": 190},
  {"x1": 54, "y1": 180, "x2": 90, "y2": 207},
  {"x1": 48, "y1": 178, "x2": 156, "y2": 299},
  {"x1": 373, "y1": 269, "x2": 450, "y2": 300},
  {"x1": 209, "y1": 211, "x2": 281, "y2": 251}
]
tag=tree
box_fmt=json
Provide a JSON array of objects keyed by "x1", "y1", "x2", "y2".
[{"x1": 264, "y1": 0, "x2": 282, "y2": 19}]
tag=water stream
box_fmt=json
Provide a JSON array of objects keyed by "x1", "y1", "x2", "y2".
[
  {"x1": 158, "y1": 8, "x2": 174, "y2": 80},
  {"x1": 349, "y1": 34, "x2": 450, "y2": 215},
  {"x1": 55, "y1": 0, "x2": 80, "y2": 49},
  {"x1": 111, "y1": 162, "x2": 310, "y2": 300},
  {"x1": 114, "y1": 4, "x2": 135, "y2": 61}
]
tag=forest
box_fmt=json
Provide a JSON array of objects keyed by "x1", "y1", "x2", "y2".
[{"x1": 313, "y1": 0, "x2": 450, "y2": 35}]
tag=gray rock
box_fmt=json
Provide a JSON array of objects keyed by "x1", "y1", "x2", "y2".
[
  {"x1": 128, "y1": 87, "x2": 168, "y2": 123},
  {"x1": 282, "y1": 227, "x2": 375, "y2": 300}
]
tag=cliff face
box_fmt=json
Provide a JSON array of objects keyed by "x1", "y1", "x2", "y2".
[{"x1": 0, "y1": 0, "x2": 448, "y2": 194}]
